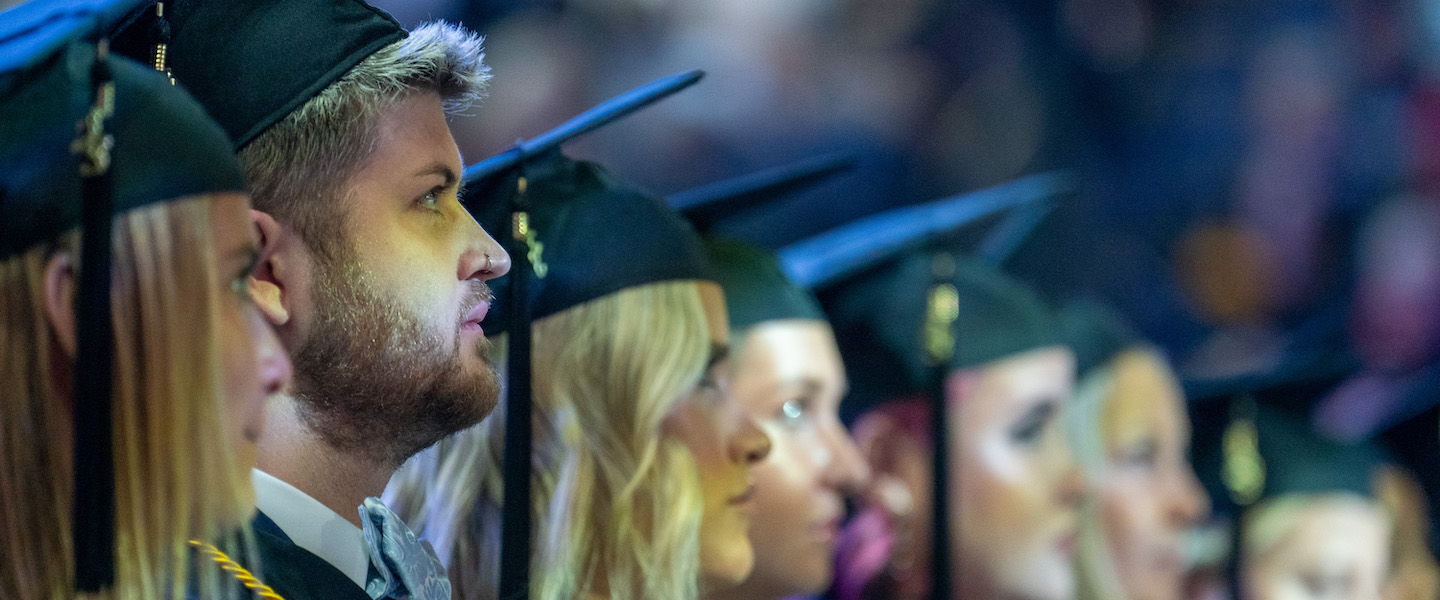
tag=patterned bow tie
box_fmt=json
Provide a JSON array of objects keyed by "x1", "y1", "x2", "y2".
[{"x1": 359, "y1": 497, "x2": 452, "y2": 600}]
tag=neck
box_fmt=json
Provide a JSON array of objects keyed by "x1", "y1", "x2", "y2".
[{"x1": 255, "y1": 395, "x2": 395, "y2": 528}]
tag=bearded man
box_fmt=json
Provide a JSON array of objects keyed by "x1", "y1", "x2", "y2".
[{"x1": 110, "y1": 1, "x2": 510, "y2": 598}]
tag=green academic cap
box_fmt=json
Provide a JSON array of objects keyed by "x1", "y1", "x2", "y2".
[
  {"x1": 669, "y1": 153, "x2": 857, "y2": 233},
  {"x1": 457, "y1": 69, "x2": 708, "y2": 600},
  {"x1": 0, "y1": 0, "x2": 245, "y2": 591},
  {"x1": 1248, "y1": 404, "x2": 1383, "y2": 503},
  {"x1": 663, "y1": 153, "x2": 859, "y2": 330},
  {"x1": 1058, "y1": 298, "x2": 1142, "y2": 378},
  {"x1": 107, "y1": 0, "x2": 405, "y2": 149},
  {"x1": 704, "y1": 238, "x2": 826, "y2": 331},
  {"x1": 468, "y1": 152, "x2": 718, "y2": 326}
]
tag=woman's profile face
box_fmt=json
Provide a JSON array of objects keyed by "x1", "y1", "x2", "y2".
[
  {"x1": 722, "y1": 319, "x2": 869, "y2": 598},
  {"x1": 662, "y1": 282, "x2": 773, "y2": 593},
  {"x1": 1243, "y1": 498, "x2": 1390, "y2": 600},
  {"x1": 1097, "y1": 349, "x2": 1210, "y2": 600},
  {"x1": 210, "y1": 193, "x2": 291, "y2": 512},
  {"x1": 950, "y1": 346, "x2": 1083, "y2": 600}
]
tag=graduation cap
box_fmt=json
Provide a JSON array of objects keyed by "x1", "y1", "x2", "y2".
[
  {"x1": 106, "y1": 0, "x2": 406, "y2": 149},
  {"x1": 668, "y1": 152, "x2": 857, "y2": 233},
  {"x1": 663, "y1": 152, "x2": 859, "y2": 330},
  {"x1": 457, "y1": 69, "x2": 706, "y2": 600},
  {"x1": 703, "y1": 238, "x2": 826, "y2": 332},
  {"x1": 1058, "y1": 297, "x2": 1142, "y2": 379},
  {"x1": 778, "y1": 171, "x2": 1072, "y2": 289},
  {"x1": 0, "y1": 0, "x2": 245, "y2": 591}
]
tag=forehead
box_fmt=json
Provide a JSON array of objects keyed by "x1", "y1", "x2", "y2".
[
  {"x1": 1103, "y1": 350, "x2": 1188, "y2": 437},
  {"x1": 698, "y1": 281, "x2": 729, "y2": 346},
  {"x1": 356, "y1": 91, "x2": 460, "y2": 176},
  {"x1": 956, "y1": 346, "x2": 1075, "y2": 421},
  {"x1": 738, "y1": 320, "x2": 843, "y2": 376}
]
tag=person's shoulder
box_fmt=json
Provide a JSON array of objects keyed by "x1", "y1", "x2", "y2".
[{"x1": 248, "y1": 511, "x2": 373, "y2": 600}]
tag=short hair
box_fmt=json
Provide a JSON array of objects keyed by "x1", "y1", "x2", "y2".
[{"x1": 238, "y1": 21, "x2": 489, "y2": 261}]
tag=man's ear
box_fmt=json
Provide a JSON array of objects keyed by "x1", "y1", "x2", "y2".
[
  {"x1": 43, "y1": 251, "x2": 78, "y2": 358},
  {"x1": 249, "y1": 210, "x2": 293, "y2": 327}
]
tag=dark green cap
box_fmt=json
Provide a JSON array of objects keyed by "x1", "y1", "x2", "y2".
[
  {"x1": 829, "y1": 251, "x2": 1063, "y2": 404},
  {"x1": 705, "y1": 238, "x2": 825, "y2": 331},
  {"x1": 108, "y1": 0, "x2": 405, "y2": 149},
  {"x1": 1058, "y1": 298, "x2": 1141, "y2": 378},
  {"x1": 469, "y1": 150, "x2": 717, "y2": 332},
  {"x1": 1252, "y1": 404, "x2": 1383, "y2": 501},
  {"x1": 1, "y1": 3, "x2": 245, "y2": 257}
]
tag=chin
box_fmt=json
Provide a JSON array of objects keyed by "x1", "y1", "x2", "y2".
[
  {"x1": 702, "y1": 542, "x2": 757, "y2": 593},
  {"x1": 1001, "y1": 559, "x2": 1075, "y2": 600}
]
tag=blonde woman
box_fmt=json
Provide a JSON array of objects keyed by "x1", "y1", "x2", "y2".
[
  {"x1": 0, "y1": 21, "x2": 289, "y2": 600},
  {"x1": 387, "y1": 154, "x2": 771, "y2": 600},
  {"x1": 1062, "y1": 300, "x2": 1210, "y2": 600}
]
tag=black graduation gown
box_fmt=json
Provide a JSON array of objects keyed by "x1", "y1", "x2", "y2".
[{"x1": 249, "y1": 510, "x2": 373, "y2": 600}]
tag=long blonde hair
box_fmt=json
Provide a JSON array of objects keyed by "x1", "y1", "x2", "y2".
[
  {"x1": 389, "y1": 280, "x2": 711, "y2": 600},
  {"x1": 0, "y1": 196, "x2": 254, "y2": 600}
]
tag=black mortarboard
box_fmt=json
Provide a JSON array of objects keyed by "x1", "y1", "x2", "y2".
[
  {"x1": 107, "y1": 0, "x2": 405, "y2": 149},
  {"x1": 778, "y1": 171, "x2": 1073, "y2": 289},
  {"x1": 661, "y1": 153, "x2": 857, "y2": 330},
  {"x1": 1249, "y1": 404, "x2": 1384, "y2": 502},
  {"x1": 0, "y1": 0, "x2": 245, "y2": 591},
  {"x1": 1058, "y1": 298, "x2": 1142, "y2": 378},
  {"x1": 468, "y1": 152, "x2": 718, "y2": 327},
  {"x1": 705, "y1": 238, "x2": 825, "y2": 332},
  {"x1": 457, "y1": 69, "x2": 706, "y2": 600},
  {"x1": 826, "y1": 251, "x2": 1063, "y2": 404},
  {"x1": 668, "y1": 153, "x2": 857, "y2": 233}
]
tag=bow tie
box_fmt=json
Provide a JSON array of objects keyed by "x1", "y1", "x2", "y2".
[{"x1": 359, "y1": 497, "x2": 452, "y2": 600}]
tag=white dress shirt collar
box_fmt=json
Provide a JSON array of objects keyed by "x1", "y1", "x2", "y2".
[{"x1": 252, "y1": 468, "x2": 372, "y2": 591}]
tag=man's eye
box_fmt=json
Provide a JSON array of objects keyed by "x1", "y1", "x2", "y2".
[{"x1": 419, "y1": 190, "x2": 441, "y2": 210}]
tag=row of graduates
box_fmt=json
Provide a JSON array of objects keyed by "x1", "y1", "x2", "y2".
[{"x1": 0, "y1": 1, "x2": 1423, "y2": 600}]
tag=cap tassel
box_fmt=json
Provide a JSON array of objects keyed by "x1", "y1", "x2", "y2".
[
  {"x1": 498, "y1": 169, "x2": 535, "y2": 600},
  {"x1": 71, "y1": 40, "x2": 118, "y2": 592},
  {"x1": 148, "y1": 2, "x2": 174, "y2": 84},
  {"x1": 924, "y1": 253, "x2": 958, "y2": 600}
]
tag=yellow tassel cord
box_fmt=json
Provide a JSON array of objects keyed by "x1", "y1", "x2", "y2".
[{"x1": 188, "y1": 540, "x2": 286, "y2": 600}]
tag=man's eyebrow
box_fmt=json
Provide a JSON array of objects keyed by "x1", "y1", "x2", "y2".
[
  {"x1": 412, "y1": 164, "x2": 458, "y2": 188},
  {"x1": 707, "y1": 343, "x2": 730, "y2": 371}
]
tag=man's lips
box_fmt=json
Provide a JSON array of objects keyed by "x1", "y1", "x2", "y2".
[{"x1": 462, "y1": 301, "x2": 490, "y2": 333}]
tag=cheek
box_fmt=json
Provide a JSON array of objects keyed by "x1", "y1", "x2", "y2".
[
  {"x1": 218, "y1": 308, "x2": 257, "y2": 427},
  {"x1": 1099, "y1": 474, "x2": 1156, "y2": 549},
  {"x1": 665, "y1": 404, "x2": 728, "y2": 496},
  {"x1": 752, "y1": 429, "x2": 822, "y2": 525}
]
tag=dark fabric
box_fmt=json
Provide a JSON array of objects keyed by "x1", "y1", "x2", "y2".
[
  {"x1": 0, "y1": 32, "x2": 244, "y2": 259},
  {"x1": 108, "y1": 0, "x2": 405, "y2": 149},
  {"x1": 250, "y1": 511, "x2": 373, "y2": 600},
  {"x1": 706, "y1": 237, "x2": 825, "y2": 331},
  {"x1": 467, "y1": 150, "x2": 718, "y2": 331},
  {"x1": 1058, "y1": 297, "x2": 1141, "y2": 378},
  {"x1": 828, "y1": 252, "x2": 1062, "y2": 417}
]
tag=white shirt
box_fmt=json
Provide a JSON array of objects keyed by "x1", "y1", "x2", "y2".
[{"x1": 252, "y1": 468, "x2": 372, "y2": 591}]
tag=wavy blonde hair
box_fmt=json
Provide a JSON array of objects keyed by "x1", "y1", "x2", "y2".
[
  {"x1": 0, "y1": 197, "x2": 254, "y2": 600},
  {"x1": 389, "y1": 280, "x2": 711, "y2": 600}
]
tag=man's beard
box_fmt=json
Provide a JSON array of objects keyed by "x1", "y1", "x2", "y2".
[{"x1": 290, "y1": 253, "x2": 500, "y2": 467}]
